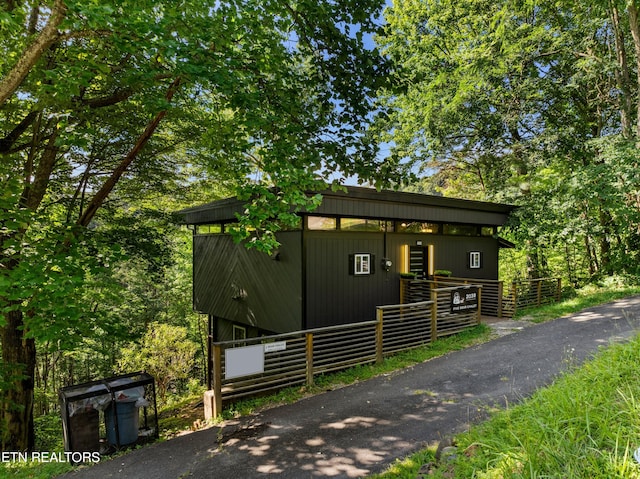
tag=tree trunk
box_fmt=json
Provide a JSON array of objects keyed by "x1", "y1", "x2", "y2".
[
  {"x1": 599, "y1": 208, "x2": 614, "y2": 275},
  {"x1": 585, "y1": 234, "x2": 599, "y2": 276},
  {"x1": 627, "y1": 1, "x2": 640, "y2": 138},
  {"x1": 526, "y1": 244, "x2": 542, "y2": 279},
  {"x1": 1, "y1": 309, "x2": 36, "y2": 451},
  {"x1": 610, "y1": 0, "x2": 634, "y2": 138}
]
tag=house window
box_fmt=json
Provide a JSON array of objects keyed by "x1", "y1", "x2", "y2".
[
  {"x1": 349, "y1": 253, "x2": 374, "y2": 275},
  {"x1": 340, "y1": 218, "x2": 390, "y2": 232},
  {"x1": 195, "y1": 224, "x2": 222, "y2": 234},
  {"x1": 444, "y1": 224, "x2": 478, "y2": 236},
  {"x1": 354, "y1": 253, "x2": 371, "y2": 275},
  {"x1": 397, "y1": 222, "x2": 440, "y2": 234},
  {"x1": 469, "y1": 251, "x2": 482, "y2": 269},
  {"x1": 233, "y1": 325, "x2": 247, "y2": 342},
  {"x1": 307, "y1": 216, "x2": 337, "y2": 230}
]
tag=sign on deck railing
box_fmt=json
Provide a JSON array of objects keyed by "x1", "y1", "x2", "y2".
[{"x1": 450, "y1": 287, "x2": 479, "y2": 313}]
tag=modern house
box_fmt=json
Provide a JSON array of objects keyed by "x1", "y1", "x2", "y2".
[{"x1": 179, "y1": 187, "x2": 515, "y2": 342}]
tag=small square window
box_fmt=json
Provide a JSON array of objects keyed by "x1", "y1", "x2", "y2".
[
  {"x1": 469, "y1": 251, "x2": 482, "y2": 269},
  {"x1": 354, "y1": 253, "x2": 371, "y2": 275}
]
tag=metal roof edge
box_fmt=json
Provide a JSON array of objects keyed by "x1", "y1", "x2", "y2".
[
  {"x1": 320, "y1": 186, "x2": 516, "y2": 214},
  {"x1": 176, "y1": 185, "x2": 517, "y2": 224}
]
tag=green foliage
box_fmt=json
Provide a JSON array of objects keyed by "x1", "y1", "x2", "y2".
[
  {"x1": 1, "y1": 0, "x2": 400, "y2": 449},
  {"x1": 0, "y1": 460, "x2": 73, "y2": 479},
  {"x1": 379, "y1": 0, "x2": 640, "y2": 284},
  {"x1": 33, "y1": 413, "x2": 64, "y2": 452},
  {"x1": 368, "y1": 449, "x2": 436, "y2": 479},
  {"x1": 117, "y1": 323, "x2": 198, "y2": 403}
]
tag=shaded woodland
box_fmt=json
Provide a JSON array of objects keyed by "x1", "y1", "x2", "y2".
[{"x1": 3, "y1": 0, "x2": 640, "y2": 452}]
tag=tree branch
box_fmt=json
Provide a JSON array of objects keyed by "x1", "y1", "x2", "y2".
[
  {"x1": 627, "y1": 1, "x2": 640, "y2": 139},
  {"x1": 77, "y1": 77, "x2": 182, "y2": 227},
  {"x1": 0, "y1": 111, "x2": 39, "y2": 154},
  {"x1": 0, "y1": 0, "x2": 67, "y2": 108}
]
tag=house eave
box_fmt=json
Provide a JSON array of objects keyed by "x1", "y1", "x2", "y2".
[{"x1": 177, "y1": 186, "x2": 516, "y2": 227}]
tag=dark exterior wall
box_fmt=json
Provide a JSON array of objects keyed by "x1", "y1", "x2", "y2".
[
  {"x1": 303, "y1": 231, "x2": 398, "y2": 328},
  {"x1": 193, "y1": 231, "x2": 303, "y2": 334},
  {"x1": 387, "y1": 234, "x2": 500, "y2": 279},
  {"x1": 303, "y1": 231, "x2": 501, "y2": 329},
  {"x1": 434, "y1": 235, "x2": 499, "y2": 279},
  {"x1": 194, "y1": 230, "x2": 500, "y2": 339}
]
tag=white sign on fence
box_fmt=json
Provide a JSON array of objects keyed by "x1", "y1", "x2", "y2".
[
  {"x1": 264, "y1": 341, "x2": 286, "y2": 353},
  {"x1": 225, "y1": 344, "x2": 265, "y2": 379}
]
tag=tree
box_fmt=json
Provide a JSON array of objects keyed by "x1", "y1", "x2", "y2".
[
  {"x1": 118, "y1": 323, "x2": 198, "y2": 404},
  {"x1": 0, "y1": 0, "x2": 395, "y2": 450},
  {"x1": 377, "y1": 0, "x2": 640, "y2": 280}
]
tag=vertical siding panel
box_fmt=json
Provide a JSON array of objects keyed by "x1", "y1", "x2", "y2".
[
  {"x1": 193, "y1": 232, "x2": 303, "y2": 334},
  {"x1": 305, "y1": 232, "x2": 390, "y2": 328}
]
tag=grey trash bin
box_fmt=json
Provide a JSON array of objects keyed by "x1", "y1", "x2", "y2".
[{"x1": 105, "y1": 398, "x2": 139, "y2": 446}]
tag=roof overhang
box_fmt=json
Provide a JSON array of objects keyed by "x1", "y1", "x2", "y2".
[
  {"x1": 497, "y1": 236, "x2": 516, "y2": 248},
  {"x1": 177, "y1": 186, "x2": 517, "y2": 227}
]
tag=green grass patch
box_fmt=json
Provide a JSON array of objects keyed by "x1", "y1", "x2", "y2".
[
  {"x1": 368, "y1": 449, "x2": 437, "y2": 479},
  {"x1": 0, "y1": 458, "x2": 75, "y2": 479}
]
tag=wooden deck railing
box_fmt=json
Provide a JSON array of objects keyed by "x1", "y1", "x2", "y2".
[
  {"x1": 403, "y1": 276, "x2": 562, "y2": 318},
  {"x1": 204, "y1": 286, "x2": 482, "y2": 419},
  {"x1": 510, "y1": 277, "x2": 562, "y2": 310}
]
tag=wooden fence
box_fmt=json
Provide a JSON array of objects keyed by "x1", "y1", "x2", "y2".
[
  {"x1": 402, "y1": 276, "x2": 561, "y2": 318},
  {"x1": 204, "y1": 285, "x2": 481, "y2": 419},
  {"x1": 510, "y1": 278, "x2": 562, "y2": 310}
]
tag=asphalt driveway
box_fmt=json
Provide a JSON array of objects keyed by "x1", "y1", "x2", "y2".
[{"x1": 61, "y1": 296, "x2": 640, "y2": 478}]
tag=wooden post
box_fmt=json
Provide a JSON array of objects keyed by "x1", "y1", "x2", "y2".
[
  {"x1": 537, "y1": 279, "x2": 542, "y2": 306},
  {"x1": 430, "y1": 289, "x2": 438, "y2": 341},
  {"x1": 512, "y1": 281, "x2": 518, "y2": 314},
  {"x1": 556, "y1": 278, "x2": 562, "y2": 301},
  {"x1": 399, "y1": 279, "x2": 406, "y2": 304},
  {"x1": 306, "y1": 333, "x2": 314, "y2": 386},
  {"x1": 477, "y1": 287, "x2": 482, "y2": 325},
  {"x1": 375, "y1": 308, "x2": 384, "y2": 364},
  {"x1": 497, "y1": 281, "x2": 504, "y2": 318},
  {"x1": 204, "y1": 344, "x2": 222, "y2": 421}
]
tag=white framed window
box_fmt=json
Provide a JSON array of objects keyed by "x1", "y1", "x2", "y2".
[
  {"x1": 233, "y1": 325, "x2": 247, "y2": 342},
  {"x1": 469, "y1": 251, "x2": 482, "y2": 269},
  {"x1": 354, "y1": 253, "x2": 371, "y2": 275}
]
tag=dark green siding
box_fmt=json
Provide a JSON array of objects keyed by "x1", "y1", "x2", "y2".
[
  {"x1": 304, "y1": 231, "x2": 398, "y2": 328},
  {"x1": 387, "y1": 234, "x2": 499, "y2": 279},
  {"x1": 193, "y1": 232, "x2": 302, "y2": 333},
  {"x1": 182, "y1": 187, "x2": 514, "y2": 340}
]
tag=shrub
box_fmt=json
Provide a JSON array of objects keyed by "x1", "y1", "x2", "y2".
[{"x1": 118, "y1": 323, "x2": 197, "y2": 403}]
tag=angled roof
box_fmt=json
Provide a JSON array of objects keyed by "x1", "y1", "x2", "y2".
[{"x1": 177, "y1": 186, "x2": 516, "y2": 226}]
